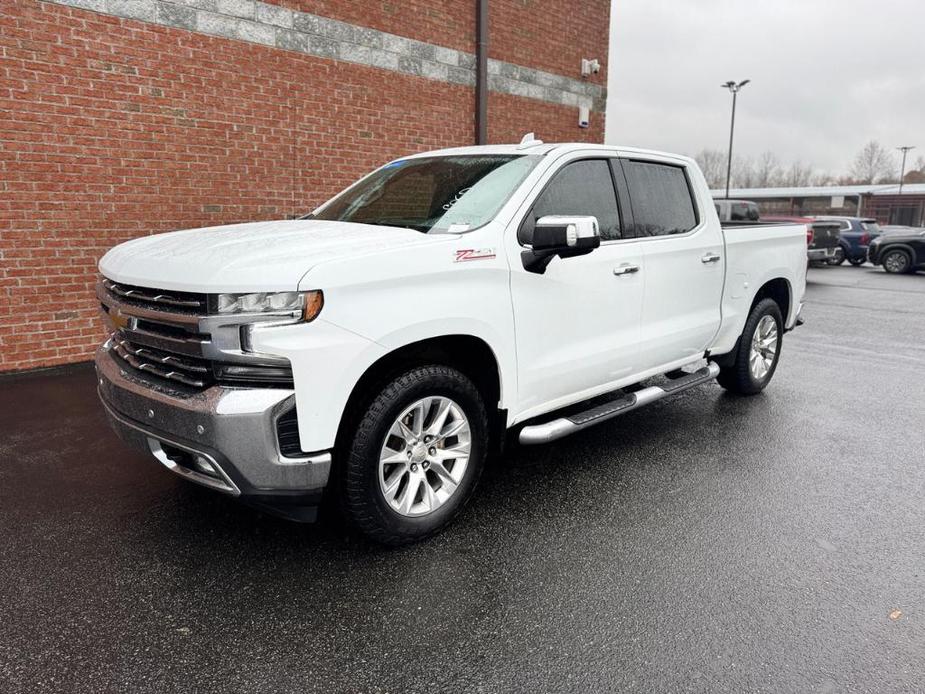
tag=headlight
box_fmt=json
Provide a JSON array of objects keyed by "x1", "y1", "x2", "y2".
[{"x1": 216, "y1": 290, "x2": 324, "y2": 321}]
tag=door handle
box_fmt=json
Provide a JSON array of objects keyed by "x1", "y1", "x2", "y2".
[
  {"x1": 613, "y1": 263, "x2": 640, "y2": 276},
  {"x1": 701, "y1": 252, "x2": 721, "y2": 264}
]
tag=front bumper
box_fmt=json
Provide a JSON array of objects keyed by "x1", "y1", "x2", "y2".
[{"x1": 95, "y1": 342, "x2": 331, "y2": 518}]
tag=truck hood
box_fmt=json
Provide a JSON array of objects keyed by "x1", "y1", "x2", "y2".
[{"x1": 99, "y1": 219, "x2": 443, "y2": 292}]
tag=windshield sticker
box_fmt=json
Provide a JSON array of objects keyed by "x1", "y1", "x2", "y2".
[
  {"x1": 442, "y1": 187, "x2": 472, "y2": 211},
  {"x1": 455, "y1": 248, "x2": 496, "y2": 263}
]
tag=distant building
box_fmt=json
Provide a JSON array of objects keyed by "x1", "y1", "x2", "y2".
[{"x1": 711, "y1": 184, "x2": 925, "y2": 226}]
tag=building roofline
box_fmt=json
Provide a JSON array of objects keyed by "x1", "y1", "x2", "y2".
[{"x1": 711, "y1": 183, "x2": 925, "y2": 199}]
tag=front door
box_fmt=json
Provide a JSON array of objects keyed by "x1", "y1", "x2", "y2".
[
  {"x1": 508, "y1": 157, "x2": 645, "y2": 420},
  {"x1": 619, "y1": 158, "x2": 725, "y2": 370}
]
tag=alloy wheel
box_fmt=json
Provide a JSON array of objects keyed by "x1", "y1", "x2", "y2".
[
  {"x1": 884, "y1": 251, "x2": 909, "y2": 273},
  {"x1": 749, "y1": 315, "x2": 778, "y2": 380},
  {"x1": 378, "y1": 396, "x2": 471, "y2": 517}
]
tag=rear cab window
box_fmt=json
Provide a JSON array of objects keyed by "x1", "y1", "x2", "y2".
[{"x1": 620, "y1": 160, "x2": 699, "y2": 236}]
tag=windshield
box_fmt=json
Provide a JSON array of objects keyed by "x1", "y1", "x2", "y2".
[{"x1": 312, "y1": 155, "x2": 541, "y2": 233}]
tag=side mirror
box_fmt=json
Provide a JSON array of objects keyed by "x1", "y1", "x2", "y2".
[{"x1": 522, "y1": 215, "x2": 601, "y2": 274}]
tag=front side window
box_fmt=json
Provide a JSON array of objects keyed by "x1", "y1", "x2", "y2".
[
  {"x1": 519, "y1": 159, "x2": 621, "y2": 244},
  {"x1": 312, "y1": 155, "x2": 540, "y2": 233},
  {"x1": 622, "y1": 160, "x2": 698, "y2": 236}
]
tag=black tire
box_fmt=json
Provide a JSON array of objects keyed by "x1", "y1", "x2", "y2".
[
  {"x1": 340, "y1": 365, "x2": 488, "y2": 545},
  {"x1": 848, "y1": 257, "x2": 865, "y2": 267},
  {"x1": 717, "y1": 298, "x2": 783, "y2": 396},
  {"x1": 827, "y1": 247, "x2": 846, "y2": 265},
  {"x1": 881, "y1": 248, "x2": 912, "y2": 274}
]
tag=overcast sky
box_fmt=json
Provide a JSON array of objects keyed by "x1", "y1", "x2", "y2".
[{"x1": 605, "y1": 0, "x2": 924, "y2": 176}]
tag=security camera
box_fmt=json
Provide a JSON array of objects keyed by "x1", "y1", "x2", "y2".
[{"x1": 581, "y1": 58, "x2": 601, "y2": 77}]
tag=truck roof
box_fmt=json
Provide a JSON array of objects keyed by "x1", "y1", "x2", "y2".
[{"x1": 400, "y1": 142, "x2": 693, "y2": 163}]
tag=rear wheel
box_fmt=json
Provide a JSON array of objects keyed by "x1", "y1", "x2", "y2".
[
  {"x1": 717, "y1": 298, "x2": 783, "y2": 396},
  {"x1": 827, "y1": 247, "x2": 846, "y2": 265},
  {"x1": 882, "y1": 249, "x2": 912, "y2": 274},
  {"x1": 340, "y1": 365, "x2": 488, "y2": 545}
]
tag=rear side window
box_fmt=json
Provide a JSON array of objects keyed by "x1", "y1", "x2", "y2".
[
  {"x1": 622, "y1": 161, "x2": 698, "y2": 236},
  {"x1": 519, "y1": 159, "x2": 621, "y2": 243}
]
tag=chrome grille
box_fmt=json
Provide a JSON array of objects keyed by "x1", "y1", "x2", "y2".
[
  {"x1": 98, "y1": 277, "x2": 294, "y2": 392},
  {"x1": 102, "y1": 279, "x2": 207, "y2": 313},
  {"x1": 112, "y1": 337, "x2": 213, "y2": 388}
]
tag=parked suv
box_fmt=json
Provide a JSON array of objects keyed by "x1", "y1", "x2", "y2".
[
  {"x1": 868, "y1": 227, "x2": 925, "y2": 273},
  {"x1": 812, "y1": 216, "x2": 882, "y2": 266}
]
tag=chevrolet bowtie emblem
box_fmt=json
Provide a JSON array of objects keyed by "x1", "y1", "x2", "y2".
[{"x1": 111, "y1": 309, "x2": 134, "y2": 331}]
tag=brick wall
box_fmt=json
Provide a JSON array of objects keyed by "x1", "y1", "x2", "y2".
[{"x1": 0, "y1": 0, "x2": 609, "y2": 371}]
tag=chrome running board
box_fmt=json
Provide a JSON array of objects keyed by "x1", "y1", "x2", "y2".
[{"x1": 518, "y1": 362, "x2": 721, "y2": 445}]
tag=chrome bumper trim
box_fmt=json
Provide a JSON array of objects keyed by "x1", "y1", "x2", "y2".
[
  {"x1": 95, "y1": 344, "x2": 332, "y2": 493},
  {"x1": 101, "y1": 397, "x2": 241, "y2": 496}
]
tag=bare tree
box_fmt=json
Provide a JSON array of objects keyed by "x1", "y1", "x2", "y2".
[
  {"x1": 849, "y1": 141, "x2": 894, "y2": 183},
  {"x1": 732, "y1": 156, "x2": 757, "y2": 189},
  {"x1": 753, "y1": 151, "x2": 782, "y2": 187},
  {"x1": 811, "y1": 171, "x2": 838, "y2": 187},
  {"x1": 782, "y1": 161, "x2": 814, "y2": 187},
  {"x1": 694, "y1": 149, "x2": 727, "y2": 189},
  {"x1": 905, "y1": 156, "x2": 925, "y2": 184}
]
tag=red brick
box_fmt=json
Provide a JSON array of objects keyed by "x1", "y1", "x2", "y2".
[{"x1": 0, "y1": 0, "x2": 606, "y2": 371}]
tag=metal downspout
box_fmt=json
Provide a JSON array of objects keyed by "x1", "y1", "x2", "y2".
[{"x1": 475, "y1": 0, "x2": 488, "y2": 144}]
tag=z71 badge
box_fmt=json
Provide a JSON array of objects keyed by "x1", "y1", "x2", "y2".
[{"x1": 455, "y1": 248, "x2": 496, "y2": 262}]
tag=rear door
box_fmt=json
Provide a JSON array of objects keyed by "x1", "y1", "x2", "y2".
[{"x1": 618, "y1": 157, "x2": 725, "y2": 370}]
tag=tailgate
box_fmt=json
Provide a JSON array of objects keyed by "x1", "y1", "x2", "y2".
[{"x1": 811, "y1": 222, "x2": 841, "y2": 249}]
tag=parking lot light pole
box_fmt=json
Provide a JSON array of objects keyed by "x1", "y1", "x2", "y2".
[
  {"x1": 722, "y1": 79, "x2": 750, "y2": 199},
  {"x1": 897, "y1": 145, "x2": 915, "y2": 194}
]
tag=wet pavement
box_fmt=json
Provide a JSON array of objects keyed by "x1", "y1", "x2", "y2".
[{"x1": 1, "y1": 264, "x2": 924, "y2": 693}]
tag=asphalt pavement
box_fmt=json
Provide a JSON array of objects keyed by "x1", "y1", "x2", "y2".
[{"x1": 1, "y1": 264, "x2": 923, "y2": 693}]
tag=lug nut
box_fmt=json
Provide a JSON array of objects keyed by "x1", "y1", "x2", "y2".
[
  {"x1": 410, "y1": 463, "x2": 418, "y2": 472},
  {"x1": 422, "y1": 461, "x2": 430, "y2": 469},
  {"x1": 429, "y1": 447, "x2": 436, "y2": 456},
  {"x1": 424, "y1": 436, "x2": 432, "y2": 443},
  {"x1": 407, "y1": 450, "x2": 413, "y2": 458}
]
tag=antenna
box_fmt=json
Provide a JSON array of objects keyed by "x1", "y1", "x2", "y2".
[{"x1": 517, "y1": 132, "x2": 544, "y2": 149}]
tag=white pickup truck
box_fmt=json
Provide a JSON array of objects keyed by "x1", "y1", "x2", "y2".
[{"x1": 96, "y1": 138, "x2": 807, "y2": 544}]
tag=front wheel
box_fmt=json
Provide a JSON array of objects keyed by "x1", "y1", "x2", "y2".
[
  {"x1": 717, "y1": 298, "x2": 783, "y2": 395},
  {"x1": 340, "y1": 365, "x2": 488, "y2": 545},
  {"x1": 882, "y1": 249, "x2": 912, "y2": 274}
]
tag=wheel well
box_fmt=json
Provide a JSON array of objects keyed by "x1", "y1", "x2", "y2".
[
  {"x1": 751, "y1": 277, "x2": 791, "y2": 324},
  {"x1": 337, "y1": 335, "x2": 503, "y2": 444}
]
